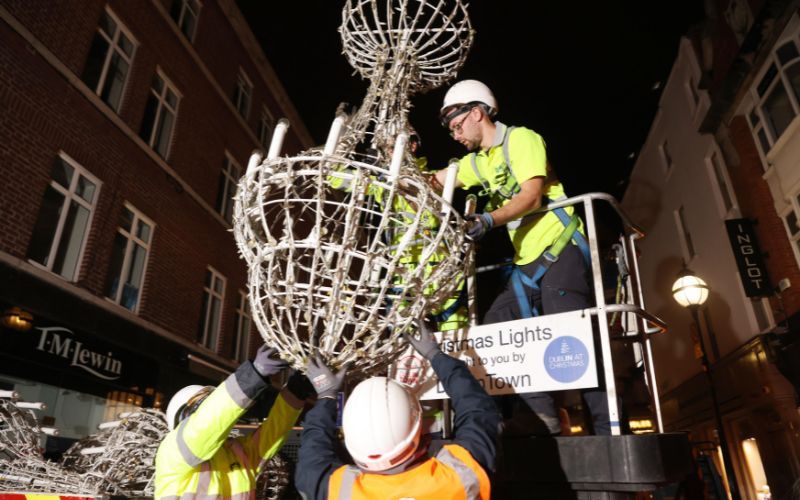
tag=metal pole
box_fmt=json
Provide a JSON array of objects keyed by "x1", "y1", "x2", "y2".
[
  {"x1": 584, "y1": 198, "x2": 622, "y2": 435},
  {"x1": 441, "y1": 194, "x2": 479, "y2": 440},
  {"x1": 689, "y1": 306, "x2": 740, "y2": 500},
  {"x1": 626, "y1": 233, "x2": 664, "y2": 432}
]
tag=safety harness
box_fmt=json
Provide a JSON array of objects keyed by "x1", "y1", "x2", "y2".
[{"x1": 469, "y1": 125, "x2": 590, "y2": 318}]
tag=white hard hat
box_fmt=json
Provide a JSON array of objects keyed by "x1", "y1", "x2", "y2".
[
  {"x1": 165, "y1": 385, "x2": 213, "y2": 430},
  {"x1": 440, "y1": 79, "x2": 498, "y2": 125},
  {"x1": 342, "y1": 377, "x2": 422, "y2": 472}
]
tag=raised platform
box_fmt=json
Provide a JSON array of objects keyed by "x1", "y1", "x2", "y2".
[{"x1": 492, "y1": 433, "x2": 693, "y2": 499}]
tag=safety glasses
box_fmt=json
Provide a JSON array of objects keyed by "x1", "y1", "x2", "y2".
[{"x1": 448, "y1": 109, "x2": 472, "y2": 137}]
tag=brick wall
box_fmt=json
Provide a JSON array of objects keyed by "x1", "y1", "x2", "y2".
[
  {"x1": 727, "y1": 115, "x2": 800, "y2": 320},
  {"x1": 0, "y1": 1, "x2": 308, "y2": 361}
]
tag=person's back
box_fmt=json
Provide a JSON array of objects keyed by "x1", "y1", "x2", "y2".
[{"x1": 295, "y1": 319, "x2": 500, "y2": 499}]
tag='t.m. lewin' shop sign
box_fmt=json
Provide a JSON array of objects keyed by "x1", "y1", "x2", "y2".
[
  {"x1": 3, "y1": 319, "x2": 154, "y2": 388},
  {"x1": 35, "y1": 326, "x2": 123, "y2": 380}
]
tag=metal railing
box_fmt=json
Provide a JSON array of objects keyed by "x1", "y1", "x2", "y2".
[{"x1": 469, "y1": 192, "x2": 667, "y2": 435}]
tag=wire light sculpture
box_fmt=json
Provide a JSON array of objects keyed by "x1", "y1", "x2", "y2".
[
  {"x1": 0, "y1": 389, "x2": 169, "y2": 497},
  {"x1": 60, "y1": 409, "x2": 168, "y2": 497},
  {"x1": 0, "y1": 393, "x2": 89, "y2": 495},
  {"x1": 256, "y1": 454, "x2": 292, "y2": 500},
  {"x1": 233, "y1": 0, "x2": 474, "y2": 375}
]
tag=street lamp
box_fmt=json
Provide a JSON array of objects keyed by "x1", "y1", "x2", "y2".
[{"x1": 672, "y1": 271, "x2": 740, "y2": 500}]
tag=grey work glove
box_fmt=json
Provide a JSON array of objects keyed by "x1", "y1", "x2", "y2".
[
  {"x1": 466, "y1": 212, "x2": 494, "y2": 241},
  {"x1": 306, "y1": 356, "x2": 348, "y2": 399},
  {"x1": 403, "y1": 317, "x2": 442, "y2": 361},
  {"x1": 252, "y1": 345, "x2": 289, "y2": 378}
]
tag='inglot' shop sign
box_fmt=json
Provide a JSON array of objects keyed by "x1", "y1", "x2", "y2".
[{"x1": 392, "y1": 310, "x2": 598, "y2": 399}]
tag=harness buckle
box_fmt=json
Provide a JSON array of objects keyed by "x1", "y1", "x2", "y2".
[{"x1": 543, "y1": 251, "x2": 558, "y2": 264}]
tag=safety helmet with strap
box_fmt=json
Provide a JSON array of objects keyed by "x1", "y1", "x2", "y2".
[
  {"x1": 165, "y1": 384, "x2": 214, "y2": 430},
  {"x1": 342, "y1": 377, "x2": 422, "y2": 472},
  {"x1": 440, "y1": 79, "x2": 498, "y2": 127}
]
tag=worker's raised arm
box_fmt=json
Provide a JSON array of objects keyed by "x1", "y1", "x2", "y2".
[
  {"x1": 404, "y1": 320, "x2": 501, "y2": 473},
  {"x1": 295, "y1": 357, "x2": 349, "y2": 500}
]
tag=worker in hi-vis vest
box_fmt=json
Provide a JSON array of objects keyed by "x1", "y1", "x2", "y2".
[
  {"x1": 154, "y1": 345, "x2": 311, "y2": 499},
  {"x1": 433, "y1": 79, "x2": 611, "y2": 436},
  {"x1": 295, "y1": 318, "x2": 500, "y2": 500},
  {"x1": 328, "y1": 128, "x2": 468, "y2": 334}
]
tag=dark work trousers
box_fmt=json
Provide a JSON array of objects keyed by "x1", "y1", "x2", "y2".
[{"x1": 484, "y1": 244, "x2": 612, "y2": 436}]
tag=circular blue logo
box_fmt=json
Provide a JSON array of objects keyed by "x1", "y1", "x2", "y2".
[{"x1": 543, "y1": 336, "x2": 590, "y2": 383}]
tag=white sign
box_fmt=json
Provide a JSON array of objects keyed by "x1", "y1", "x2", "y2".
[{"x1": 390, "y1": 310, "x2": 598, "y2": 400}]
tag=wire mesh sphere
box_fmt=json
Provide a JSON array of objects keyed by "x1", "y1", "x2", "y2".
[
  {"x1": 0, "y1": 398, "x2": 42, "y2": 460},
  {"x1": 340, "y1": 0, "x2": 473, "y2": 91},
  {"x1": 233, "y1": 152, "x2": 468, "y2": 374}
]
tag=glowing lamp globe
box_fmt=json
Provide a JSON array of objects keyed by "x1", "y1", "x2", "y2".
[{"x1": 671, "y1": 274, "x2": 709, "y2": 308}]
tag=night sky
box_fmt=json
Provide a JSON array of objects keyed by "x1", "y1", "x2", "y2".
[{"x1": 238, "y1": 1, "x2": 705, "y2": 200}]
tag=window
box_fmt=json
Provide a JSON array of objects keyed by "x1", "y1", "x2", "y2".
[
  {"x1": 706, "y1": 148, "x2": 736, "y2": 216},
  {"x1": 27, "y1": 154, "x2": 100, "y2": 281},
  {"x1": 199, "y1": 268, "x2": 225, "y2": 351},
  {"x1": 140, "y1": 71, "x2": 179, "y2": 159},
  {"x1": 215, "y1": 153, "x2": 241, "y2": 224},
  {"x1": 81, "y1": 8, "x2": 136, "y2": 112},
  {"x1": 234, "y1": 291, "x2": 252, "y2": 362},
  {"x1": 105, "y1": 204, "x2": 154, "y2": 313},
  {"x1": 169, "y1": 0, "x2": 201, "y2": 42},
  {"x1": 233, "y1": 69, "x2": 252, "y2": 120},
  {"x1": 659, "y1": 140, "x2": 673, "y2": 173},
  {"x1": 674, "y1": 205, "x2": 696, "y2": 260},
  {"x1": 783, "y1": 194, "x2": 800, "y2": 267},
  {"x1": 258, "y1": 105, "x2": 275, "y2": 149},
  {"x1": 686, "y1": 74, "x2": 699, "y2": 109},
  {"x1": 748, "y1": 38, "x2": 800, "y2": 157}
]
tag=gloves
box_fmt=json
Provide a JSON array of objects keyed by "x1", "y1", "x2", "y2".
[
  {"x1": 285, "y1": 370, "x2": 315, "y2": 401},
  {"x1": 466, "y1": 212, "x2": 493, "y2": 241},
  {"x1": 252, "y1": 345, "x2": 289, "y2": 378},
  {"x1": 306, "y1": 356, "x2": 348, "y2": 399},
  {"x1": 403, "y1": 317, "x2": 442, "y2": 361}
]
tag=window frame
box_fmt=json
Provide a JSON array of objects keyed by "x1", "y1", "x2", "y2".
[
  {"x1": 199, "y1": 267, "x2": 226, "y2": 352},
  {"x1": 141, "y1": 70, "x2": 181, "y2": 159},
  {"x1": 747, "y1": 34, "x2": 800, "y2": 163},
  {"x1": 105, "y1": 202, "x2": 155, "y2": 314},
  {"x1": 83, "y1": 8, "x2": 137, "y2": 112},
  {"x1": 780, "y1": 192, "x2": 800, "y2": 268},
  {"x1": 674, "y1": 205, "x2": 697, "y2": 262},
  {"x1": 234, "y1": 290, "x2": 252, "y2": 363},
  {"x1": 258, "y1": 105, "x2": 275, "y2": 149},
  {"x1": 28, "y1": 152, "x2": 101, "y2": 282},
  {"x1": 215, "y1": 152, "x2": 241, "y2": 224},
  {"x1": 170, "y1": 0, "x2": 202, "y2": 42},
  {"x1": 658, "y1": 139, "x2": 674, "y2": 175},
  {"x1": 233, "y1": 68, "x2": 253, "y2": 120},
  {"x1": 704, "y1": 143, "x2": 739, "y2": 219}
]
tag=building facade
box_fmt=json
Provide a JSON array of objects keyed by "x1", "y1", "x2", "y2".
[
  {"x1": 623, "y1": 1, "x2": 800, "y2": 498},
  {"x1": 0, "y1": 0, "x2": 311, "y2": 454}
]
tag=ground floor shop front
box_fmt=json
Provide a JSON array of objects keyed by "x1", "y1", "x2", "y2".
[
  {"x1": 0, "y1": 257, "x2": 237, "y2": 457},
  {"x1": 660, "y1": 333, "x2": 800, "y2": 499}
]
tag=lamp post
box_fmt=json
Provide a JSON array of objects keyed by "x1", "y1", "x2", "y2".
[{"x1": 672, "y1": 272, "x2": 740, "y2": 500}]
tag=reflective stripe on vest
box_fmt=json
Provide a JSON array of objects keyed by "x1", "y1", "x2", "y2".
[
  {"x1": 436, "y1": 446, "x2": 481, "y2": 498},
  {"x1": 177, "y1": 419, "x2": 204, "y2": 467},
  {"x1": 332, "y1": 445, "x2": 485, "y2": 499},
  {"x1": 337, "y1": 465, "x2": 361, "y2": 499}
]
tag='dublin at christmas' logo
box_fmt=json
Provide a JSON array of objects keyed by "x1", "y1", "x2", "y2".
[{"x1": 543, "y1": 336, "x2": 590, "y2": 383}]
